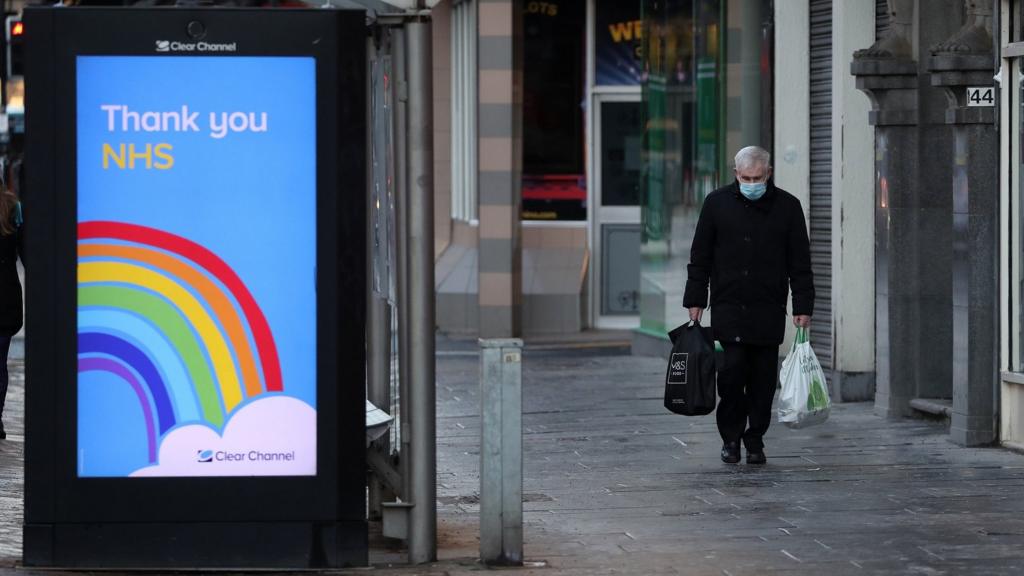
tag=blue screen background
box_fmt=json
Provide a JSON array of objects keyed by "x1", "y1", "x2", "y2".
[{"x1": 76, "y1": 56, "x2": 317, "y2": 477}]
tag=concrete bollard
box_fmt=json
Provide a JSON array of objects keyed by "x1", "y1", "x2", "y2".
[{"x1": 479, "y1": 338, "x2": 523, "y2": 566}]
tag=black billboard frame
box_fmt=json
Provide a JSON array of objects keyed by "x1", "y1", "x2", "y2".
[{"x1": 23, "y1": 7, "x2": 367, "y2": 568}]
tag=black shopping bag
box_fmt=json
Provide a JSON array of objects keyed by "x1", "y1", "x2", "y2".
[{"x1": 663, "y1": 321, "x2": 716, "y2": 416}]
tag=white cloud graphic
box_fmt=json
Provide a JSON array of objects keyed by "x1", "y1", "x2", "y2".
[{"x1": 131, "y1": 396, "x2": 316, "y2": 477}]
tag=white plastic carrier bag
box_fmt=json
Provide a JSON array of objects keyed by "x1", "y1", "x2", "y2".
[{"x1": 778, "y1": 326, "x2": 831, "y2": 428}]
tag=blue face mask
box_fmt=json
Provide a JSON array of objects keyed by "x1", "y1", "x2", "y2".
[{"x1": 739, "y1": 181, "x2": 767, "y2": 201}]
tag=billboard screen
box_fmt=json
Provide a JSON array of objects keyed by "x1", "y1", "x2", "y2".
[{"x1": 75, "y1": 55, "x2": 317, "y2": 478}]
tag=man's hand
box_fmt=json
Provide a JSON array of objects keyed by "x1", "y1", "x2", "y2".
[
  {"x1": 688, "y1": 307, "x2": 703, "y2": 323},
  {"x1": 793, "y1": 315, "x2": 811, "y2": 328}
]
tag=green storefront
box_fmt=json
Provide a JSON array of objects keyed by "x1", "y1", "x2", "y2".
[{"x1": 635, "y1": 0, "x2": 772, "y2": 350}]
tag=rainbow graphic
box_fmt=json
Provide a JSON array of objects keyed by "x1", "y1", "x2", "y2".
[{"x1": 77, "y1": 220, "x2": 283, "y2": 464}]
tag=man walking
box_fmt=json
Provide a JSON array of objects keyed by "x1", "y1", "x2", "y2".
[{"x1": 683, "y1": 146, "x2": 814, "y2": 465}]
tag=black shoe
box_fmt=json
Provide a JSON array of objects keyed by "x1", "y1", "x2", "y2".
[
  {"x1": 746, "y1": 450, "x2": 766, "y2": 465},
  {"x1": 0, "y1": 421, "x2": 5, "y2": 440},
  {"x1": 720, "y1": 442, "x2": 740, "y2": 464}
]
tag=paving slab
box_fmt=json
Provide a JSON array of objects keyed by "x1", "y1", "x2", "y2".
[
  {"x1": 2, "y1": 346, "x2": 1024, "y2": 575},
  {"x1": 427, "y1": 348, "x2": 1024, "y2": 576}
]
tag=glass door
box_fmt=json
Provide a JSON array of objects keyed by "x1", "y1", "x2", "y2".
[{"x1": 593, "y1": 94, "x2": 643, "y2": 327}]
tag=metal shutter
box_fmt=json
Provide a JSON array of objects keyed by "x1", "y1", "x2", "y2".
[{"x1": 808, "y1": 0, "x2": 833, "y2": 379}]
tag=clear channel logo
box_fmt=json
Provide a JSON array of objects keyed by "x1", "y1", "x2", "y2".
[
  {"x1": 154, "y1": 40, "x2": 237, "y2": 53},
  {"x1": 194, "y1": 448, "x2": 297, "y2": 464}
]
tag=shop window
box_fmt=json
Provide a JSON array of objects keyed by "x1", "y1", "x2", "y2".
[
  {"x1": 636, "y1": 0, "x2": 772, "y2": 337},
  {"x1": 522, "y1": 0, "x2": 586, "y2": 221},
  {"x1": 596, "y1": 2, "x2": 644, "y2": 86},
  {"x1": 640, "y1": 0, "x2": 715, "y2": 251}
]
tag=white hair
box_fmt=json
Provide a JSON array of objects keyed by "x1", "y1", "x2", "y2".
[{"x1": 734, "y1": 146, "x2": 771, "y2": 171}]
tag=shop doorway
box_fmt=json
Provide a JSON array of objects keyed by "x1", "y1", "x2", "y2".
[{"x1": 592, "y1": 94, "x2": 643, "y2": 328}]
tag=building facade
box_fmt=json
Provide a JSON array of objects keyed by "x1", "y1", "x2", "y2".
[
  {"x1": 428, "y1": 0, "x2": 1024, "y2": 451},
  {"x1": 432, "y1": 0, "x2": 796, "y2": 337},
  {"x1": 428, "y1": 0, "x2": 872, "y2": 390},
  {"x1": 435, "y1": 0, "x2": 648, "y2": 336},
  {"x1": 770, "y1": 0, "x2": 1009, "y2": 448}
]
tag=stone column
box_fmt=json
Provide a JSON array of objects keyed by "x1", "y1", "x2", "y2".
[
  {"x1": 852, "y1": 0, "x2": 960, "y2": 418},
  {"x1": 929, "y1": 0, "x2": 998, "y2": 445},
  {"x1": 477, "y1": 0, "x2": 523, "y2": 338},
  {"x1": 911, "y1": 1, "x2": 960, "y2": 403},
  {"x1": 852, "y1": 55, "x2": 919, "y2": 418}
]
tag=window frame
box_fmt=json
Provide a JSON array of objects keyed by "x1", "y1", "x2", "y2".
[{"x1": 451, "y1": 0, "x2": 478, "y2": 223}]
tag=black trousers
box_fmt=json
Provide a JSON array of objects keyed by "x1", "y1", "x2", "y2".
[
  {"x1": 716, "y1": 343, "x2": 779, "y2": 452},
  {"x1": 0, "y1": 332, "x2": 10, "y2": 420}
]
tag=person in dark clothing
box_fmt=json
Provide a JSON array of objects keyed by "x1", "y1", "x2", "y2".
[
  {"x1": 683, "y1": 146, "x2": 814, "y2": 465},
  {"x1": 0, "y1": 184, "x2": 24, "y2": 440}
]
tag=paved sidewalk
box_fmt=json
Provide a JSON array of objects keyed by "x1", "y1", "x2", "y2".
[
  {"x1": 4, "y1": 344, "x2": 1024, "y2": 574},
  {"x1": 0, "y1": 360, "x2": 22, "y2": 566},
  {"x1": 427, "y1": 346, "x2": 1024, "y2": 575}
]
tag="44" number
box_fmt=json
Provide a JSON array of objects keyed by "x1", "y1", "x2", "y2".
[{"x1": 967, "y1": 86, "x2": 995, "y2": 107}]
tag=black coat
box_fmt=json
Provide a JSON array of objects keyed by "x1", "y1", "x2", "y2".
[
  {"x1": 0, "y1": 211, "x2": 23, "y2": 336},
  {"x1": 682, "y1": 180, "x2": 814, "y2": 346}
]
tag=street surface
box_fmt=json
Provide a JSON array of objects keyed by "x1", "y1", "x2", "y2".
[{"x1": 2, "y1": 336, "x2": 1024, "y2": 574}]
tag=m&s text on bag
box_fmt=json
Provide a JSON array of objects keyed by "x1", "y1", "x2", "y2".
[{"x1": 668, "y1": 353, "x2": 688, "y2": 385}]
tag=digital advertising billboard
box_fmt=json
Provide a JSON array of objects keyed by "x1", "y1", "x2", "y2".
[
  {"x1": 76, "y1": 56, "x2": 317, "y2": 478},
  {"x1": 23, "y1": 8, "x2": 367, "y2": 568}
]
